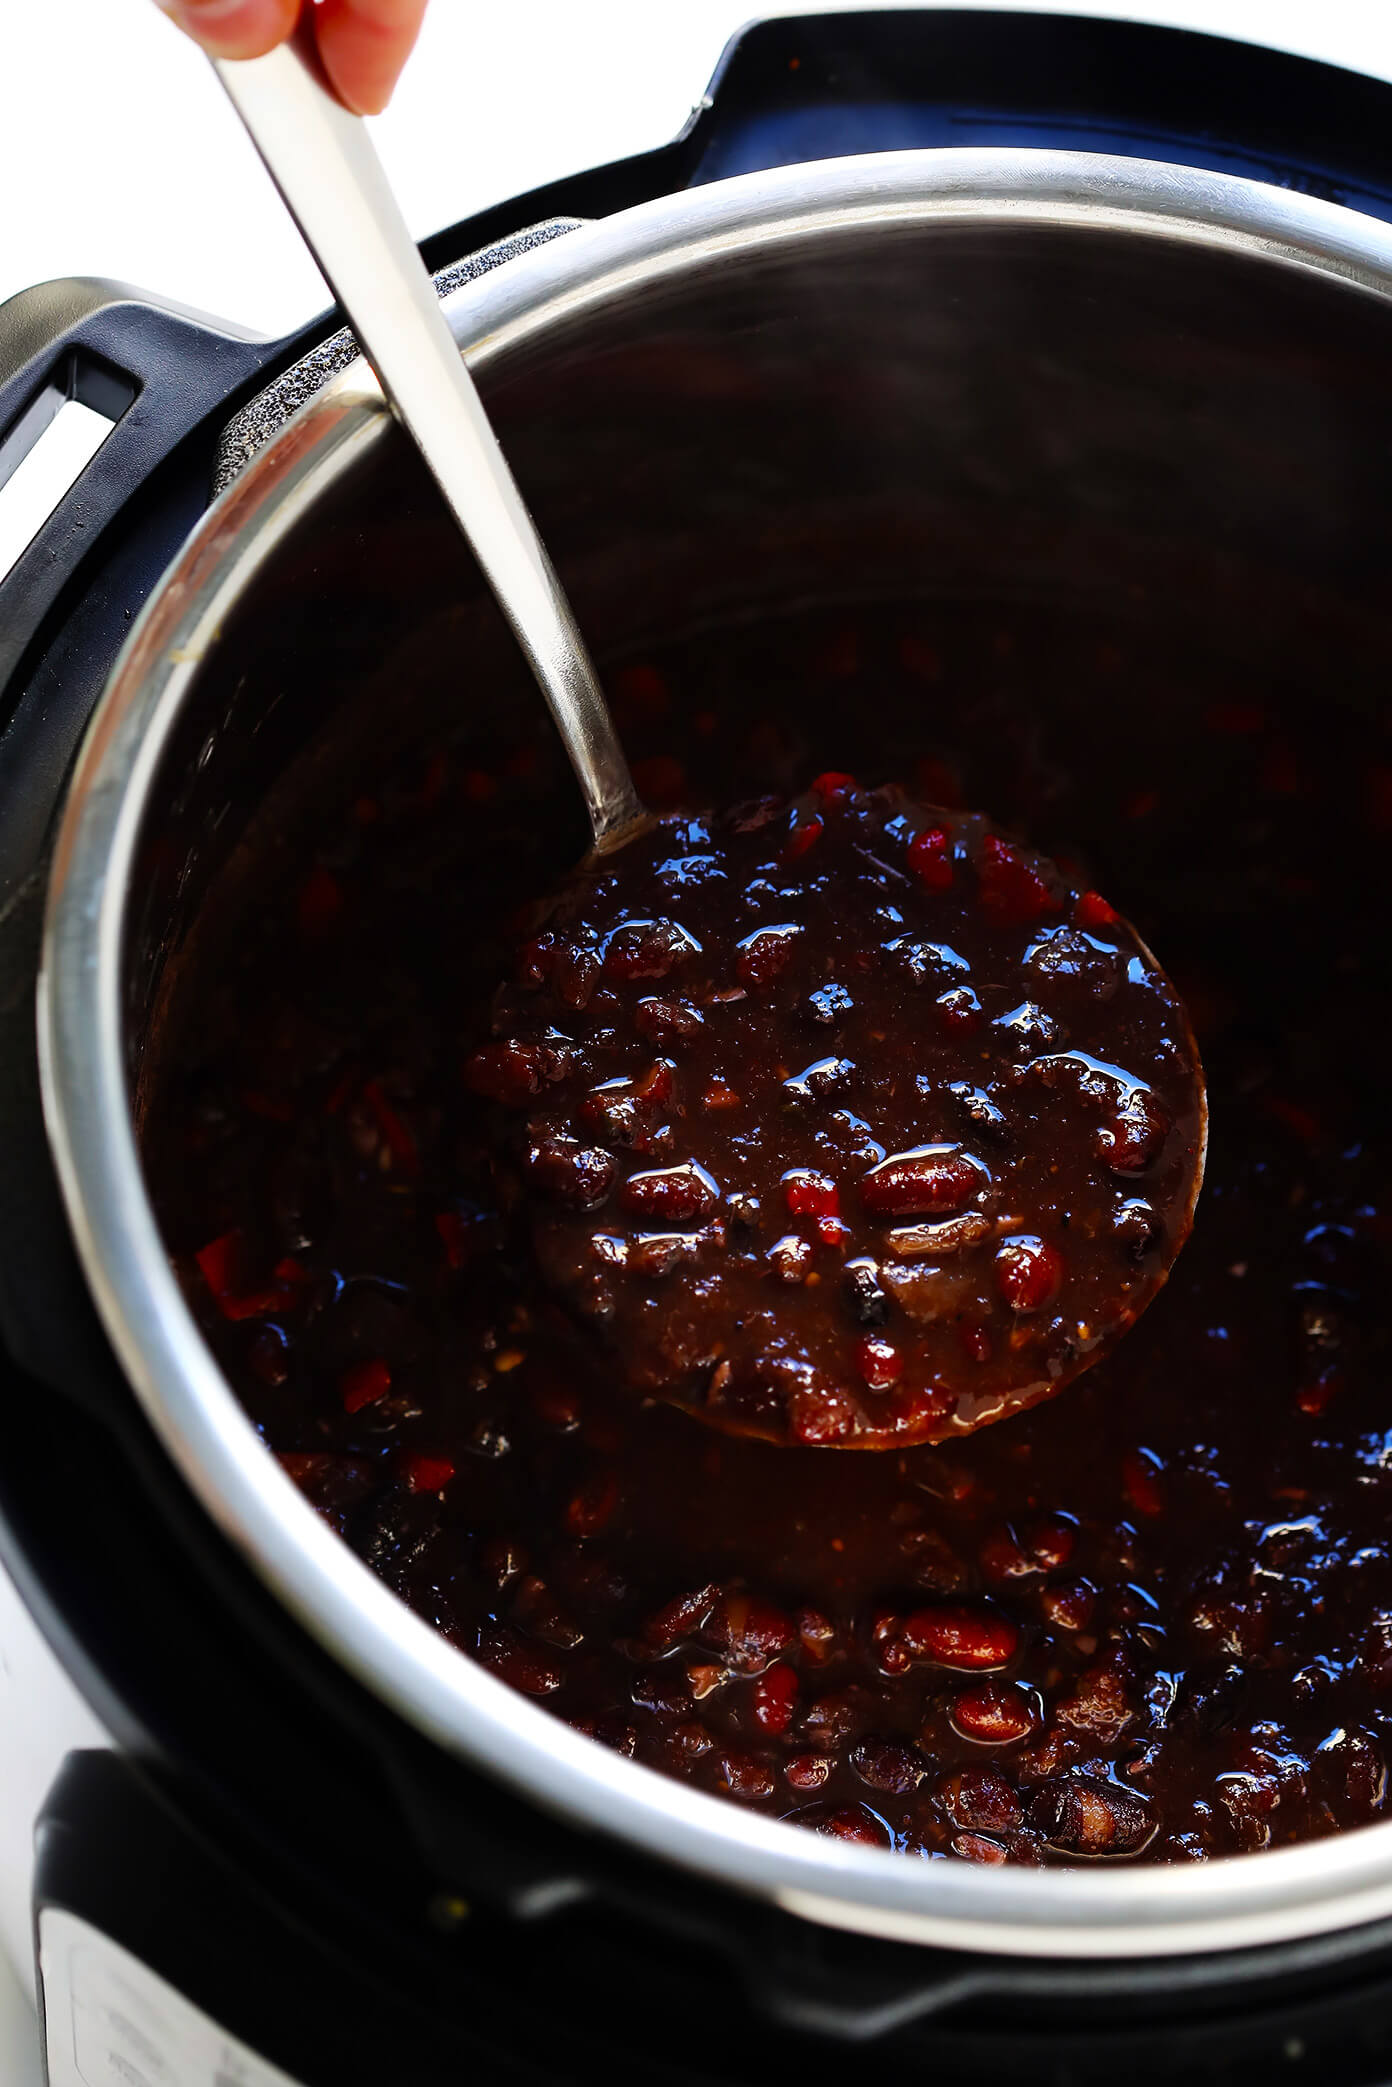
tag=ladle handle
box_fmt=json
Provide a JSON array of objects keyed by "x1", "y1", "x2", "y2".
[{"x1": 212, "y1": 33, "x2": 644, "y2": 852}]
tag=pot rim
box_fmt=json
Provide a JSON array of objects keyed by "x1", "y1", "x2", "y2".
[{"x1": 37, "y1": 147, "x2": 1392, "y2": 1959}]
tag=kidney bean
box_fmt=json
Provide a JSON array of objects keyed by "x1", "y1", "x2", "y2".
[{"x1": 902, "y1": 1606, "x2": 1021, "y2": 1671}]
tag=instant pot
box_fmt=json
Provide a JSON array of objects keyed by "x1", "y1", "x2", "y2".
[{"x1": 8, "y1": 11, "x2": 1392, "y2": 2081}]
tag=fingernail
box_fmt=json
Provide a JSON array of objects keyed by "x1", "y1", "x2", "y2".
[{"x1": 158, "y1": 0, "x2": 253, "y2": 19}]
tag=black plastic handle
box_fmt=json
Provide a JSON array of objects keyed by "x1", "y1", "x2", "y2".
[
  {"x1": 0, "y1": 284, "x2": 303, "y2": 1419},
  {"x1": 0, "y1": 281, "x2": 283, "y2": 704}
]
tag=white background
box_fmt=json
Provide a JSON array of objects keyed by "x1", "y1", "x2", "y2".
[
  {"x1": 3, "y1": 1, "x2": 1392, "y2": 338},
  {"x1": 1, "y1": 1, "x2": 1390, "y2": 2080}
]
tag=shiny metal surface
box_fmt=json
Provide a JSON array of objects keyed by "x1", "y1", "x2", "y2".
[
  {"x1": 214, "y1": 34, "x2": 643, "y2": 850},
  {"x1": 38, "y1": 149, "x2": 1392, "y2": 1958}
]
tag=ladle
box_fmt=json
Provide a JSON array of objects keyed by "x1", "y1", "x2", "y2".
[
  {"x1": 214, "y1": 29, "x2": 645, "y2": 853},
  {"x1": 213, "y1": 41, "x2": 1207, "y2": 1448}
]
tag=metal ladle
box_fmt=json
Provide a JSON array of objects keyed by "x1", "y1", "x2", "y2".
[
  {"x1": 214, "y1": 31, "x2": 645, "y2": 853},
  {"x1": 210, "y1": 44, "x2": 1209, "y2": 1454}
]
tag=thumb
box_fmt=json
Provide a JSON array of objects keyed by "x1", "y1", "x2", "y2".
[{"x1": 312, "y1": 0, "x2": 429, "y2": 116}]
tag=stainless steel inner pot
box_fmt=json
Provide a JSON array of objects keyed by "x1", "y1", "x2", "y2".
[{"x1": 37, "y1": 150, "x2": 1392, "y2": 1959}]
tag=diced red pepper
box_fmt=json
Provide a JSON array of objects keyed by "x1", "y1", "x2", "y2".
[
  {"x1": 402, "y1": 1452, "x2": 456, "y2": 1493},
  {"x1": 195, "y1": 1230, "x2": 241, "y2": 1299},
  {"x1": 1074, "y1": 890, "x2": 1120, "y2": 932},
  {"x1": 784, "y1": 1172, "x2": 839, "y2": 1219},
  {"x1": 809, "y1": 771, "x2": 857, "y2": 807},
  {"x1": 908, "y1": 825, "x2": 953, "y2": 891},
  {"x1": 1122, "y1": 1447, "x2": 1165, "y2": 1519},
  {"x1": 194, "y1": 1231, "x2": 307, "y2": 1322},
  {"x1": 220, "y1": 1290, "x2": 290, "y2": 1322},
  {"x1": 341, "y1": 1358, "x2": 392, "y2": 1414},
  {"x1": 194, "y1": 1232, "x2": 279, "y2": 1321},
  {"x1": 975, "y1": 834, "x2": 1057, "y2": 923},
  {"x1": 782, "y1": 812, "x2": 824, "y2": 865}
]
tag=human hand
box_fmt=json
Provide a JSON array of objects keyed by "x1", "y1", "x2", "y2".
[{"x1": 158, "y1": 0, "x2": 428, "y2": 114}]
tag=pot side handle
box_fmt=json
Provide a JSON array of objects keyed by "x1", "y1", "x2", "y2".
[{"x1": 0, "y1": 280, "x2": 277, "y2": 711}]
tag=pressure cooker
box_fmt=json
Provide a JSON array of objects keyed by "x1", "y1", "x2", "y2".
[{"x1": 8, "y1": 11, "x2": 1392, "y2": 2082}]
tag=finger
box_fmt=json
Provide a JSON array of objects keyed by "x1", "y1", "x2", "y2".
[
  {"x1": 157, "y1": 0, "x2": 302, "y2": 61},
  {"x1": 312, "y1": 0, "x2": 429, "y2": 115}
]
